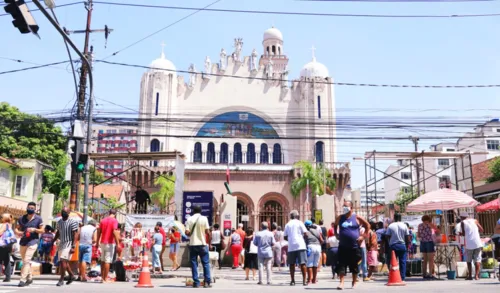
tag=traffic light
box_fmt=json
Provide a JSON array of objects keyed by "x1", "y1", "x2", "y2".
[
  {"x1": 70, "y1": 139, "x2": 87, "y2": 173},
  {"x1": 224, "y1": 182, "x2": 232, "y2": 195},
  {"x1": 4, "y1": 0, "x2": 39, "y2": 37}
]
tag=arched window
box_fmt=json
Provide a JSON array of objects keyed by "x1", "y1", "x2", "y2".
[
  {"x1": 233, "y1": 143, "x2": 242, "y2": 164},
  {"x1": 155, "y1": 92, "x2": 159, "y2": 116},
  {"x1": 315, "y1": 141, "x2": 324, "y2": 163},
  {"x1": 266, "y1": 46, "x2": 270, "y2": 55},
  {"x1": 260, "y1": 143, "x2": 269, "y2": 164},
  {"x1": 193, "y1": 142, "x2": 202, "y2": 163},
  {"x1": 207, "y1": 142, "x2": 215, "y2": 163},
  {"x1": 273, "y1": 143, "x2": 282, "y2": 164},
  {"x1": 150, "y1": 139, "x2": 160, "y2": 167},
  {"x1": 247, "y1": 143, "x2": 256, "y2": 164},
  {"x1": 272, "y1": 45, "x2": 276, "y2": 55},
  {"x1": 220, "y1": 143, "x2": 228, "y2": 164}
]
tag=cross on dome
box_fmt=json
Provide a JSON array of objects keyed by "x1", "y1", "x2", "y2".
[
  {"x1": 310, "y1": 45, "x2": 316, "y2": 62},
  {"x1": 160, "y1": 41, "x2": 166, "y2": 59}
]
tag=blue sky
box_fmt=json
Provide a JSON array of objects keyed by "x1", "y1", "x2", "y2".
[{"x1": 2, "y1": 0, "x2": 500, "y2": 187}]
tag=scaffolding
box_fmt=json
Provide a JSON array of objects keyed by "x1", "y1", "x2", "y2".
[
  {"x1": 88, "y1": 151, "x2": 185, "y2": 214},
  {"x1": 363, "y1": 150, "x2": 487, "y2": 221}
]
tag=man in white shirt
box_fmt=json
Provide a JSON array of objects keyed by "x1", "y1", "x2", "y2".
[
  {"x1": 284, "y1": 210, "x2": 307, "y2": 286},
  {"x1": 185, "y1": 205, "x2": 211, "y2": 288},
  {"x1": 459, "y1": 212, "x2": 484, "y2": 281}
]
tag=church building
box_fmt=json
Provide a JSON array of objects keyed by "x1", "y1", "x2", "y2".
[{"x1": 135, "y1": 27, "x2": 338, "y2": 229}]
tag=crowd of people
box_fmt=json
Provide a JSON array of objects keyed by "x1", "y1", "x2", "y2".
[{"x1": 0, "y1": 200, "x2": 498, "y2": 289}]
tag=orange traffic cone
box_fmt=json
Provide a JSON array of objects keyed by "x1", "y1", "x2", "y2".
[
  {"x1": 135, "y1": 254, "x2": 154, "y2": 288},
  {"x1": 386, "y1": 251, "x2": 406, "y2": 286}
]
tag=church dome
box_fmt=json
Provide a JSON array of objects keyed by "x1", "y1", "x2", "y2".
[
  {"x1": 263, "y1": 27, "x2": 283, "y2": 42},
  {"x1": 149, "y1": 50, "x2": 176, "y2": 73},
  {"x1": 300, "y1": 48, "x2": 329, "y2": 78}
]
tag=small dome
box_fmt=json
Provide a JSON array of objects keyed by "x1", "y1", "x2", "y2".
[
  {"x1": 300, "y1": 58, "x2": 329, "y2": 78},
  {"x1": 149, "y1": 50, "x2": 176, "y2": 73},
  {"x1": 263, "y1": 27, "x2": 283, "y2": 42}
]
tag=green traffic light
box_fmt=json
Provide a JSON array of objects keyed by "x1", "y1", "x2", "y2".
[{"x1": 76, "y1": 162, "x2": 85, "y2": 173}]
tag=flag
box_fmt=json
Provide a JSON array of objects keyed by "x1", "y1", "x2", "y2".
[{"x1": 226, "y1": 167, "x2": 230, "y2": 183}]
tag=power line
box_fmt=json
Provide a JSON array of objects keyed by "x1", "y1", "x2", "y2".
[
  {"x1": 103, "y1": 0, "x2": 223, "y2": 59},
  {"x1": 93, "y1": 1, "x2": 500, "y2": 18},
  {"x1": 96, "y1": 59, "x2": 500, "y2": 89},
  {"x1": 0, "y1": 61, "x2": 71, "y2": 75},
  {"x1": 0, "y1": 1, "x2": 82, "y2": 17}
]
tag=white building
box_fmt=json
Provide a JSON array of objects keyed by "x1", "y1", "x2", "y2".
[
  {"x1": 457, "y1": 119, "x2": 500, "y2": 164},
  {"x1": 135, "y1": 27, "x2": 339, "y2": 227},
  {"x1": 383, "y1": 143, "x2": 457, "y2": 203},
  {"x1": 356, "y1": 185, "x2": 385, "y2": 219}
]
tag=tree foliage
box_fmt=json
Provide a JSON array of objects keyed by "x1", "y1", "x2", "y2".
[
  {"x1": 0, "y1": 102, "x2": 66, "y2": 166},
  {"x1": 290, "y1": 160, "x2": 336, "y2": 198},
  {"x1": 393, "y1": 188, "x2": 419, "y2": 213},
  {"x1": 151, "y1": 175, "x2": 175, "y2": 213},
  {"x1": 89, "y1": 165, "x2": 105, "y2": 185},
  {"x1": 486, "y1": 157, "x2": 500, "y2": 183}
]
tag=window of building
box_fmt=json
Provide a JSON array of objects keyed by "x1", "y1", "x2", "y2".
[
  {"x1": 233, "y1": 143, "x2": 242, "y2": 164},
  {"x1": 401, "y1": 186, "x2": 411, "y2": 194},
  {"x1": 15, "y1": 175, "x2": 27, "y2": 196},
  {"x1": 273, "y1": 143, "x2": 282, "y2": 164},
  {"x1": 0, "y1": 169, "x2": 9, "y2": 196},
  {"x1": 150, "y1": 139, "x2": 160, "y2": 167},
  {"x1": 486, "y1": 140, "x2": 500, "y2": 150},
  {"x1": 315, "y1": 141, "x2": 324, "y2": 163},
  {"x1": 98, "y1": 130, "x2": 104, "y2": 134},
  {"x1": 446, "y1": 148, "x2": 455, "y2": 152},
  {"x1": 401, "y1": 172, "x2": 411, "y2": 180},
  {"x1": 440, "y1": 175, "x2": 451, "y2": 183},
  {"x1": 193, "y1": 142, "x2": 202, "y2": 163},
  {"x1": 207, "y1": 142, "x2": 215, "y2": 163},
  {"x1": 317, "y1": 96, "x2": 321, "y2": 119},
  {"x1": 155, "y1": 92, "x2": 159, "y2": 116},
  {"x1": 247, "y1": 143, "x2": 256, "y2": 164},
  {"x1": 260, "y1": 144, "x2": 269, "y2": 164},
  {"x1": 220, "y1": 143, "x2": 228, "y2": 164},
  {"x1": 438, "y1": 159, "x2": 449, "y2": 167}
]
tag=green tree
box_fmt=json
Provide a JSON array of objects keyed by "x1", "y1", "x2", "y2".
[
  {"x1": 42, "y1": 155, "x2": 70, "y2": 214},
  {"x1": 151, "y1": 175, "x2": 175, "y2": 213},
  {"x1": 0, "y1": 102, "x2": 66, "y2": 166},
  {"x1": 393, "y1": 188, "x2": 419, "y2": 213},
  {"x1": 291, "y1": 160, "x2": 336, "y2": 214},
  {"x1": 486, "y1": 157, "x2": 500, "y2": 183},
  {"x1": 89, "y1": 165, "x2": 105, "y2": 184}
]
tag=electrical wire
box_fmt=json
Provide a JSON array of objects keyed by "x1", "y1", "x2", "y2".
[
  {"x1": 0, "y1": 61, "x2": 71, "y2": 75},
  {"x1": 103, "y1": 0, "x2": 223, "y2": 59},
  {"x1": 95, "y1": 59, "x2": 500, "y2": 89},
  {"x1": 93, "y1": 1, "x2": 500, "y2": 18}
]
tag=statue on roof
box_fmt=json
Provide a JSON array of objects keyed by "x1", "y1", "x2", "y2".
[
  {"x1": 233, "y1": 38, "x2": 243, "y2": 63},
  {"x1": 204, "y1": 56, "x2": 211, "y2": 79},
  {"x1": 220, "y1": 48, "x2": 227, "y2": 72},
  {"x1": 250, "y1": 48, "x2": 258, "y2": 72},
  {"x1": 265, "y1": 59, "x2": 274, "y2": 79},
  {"x1": 188, "y1": 64, "x2": 197, "y2": 88}
]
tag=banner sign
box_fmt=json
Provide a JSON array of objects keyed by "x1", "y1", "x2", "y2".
[
  {"x1": 125, "y1": 214, "x2": 175, "y2": 232},
  {"x1": 182, "y1": 191, "x2": 214, "y2": 226}
]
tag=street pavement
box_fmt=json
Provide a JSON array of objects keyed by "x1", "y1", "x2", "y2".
[{"x1": 0, "y1": 277, "x2": 498, "y2": 293}]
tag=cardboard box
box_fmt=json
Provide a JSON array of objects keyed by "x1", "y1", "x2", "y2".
[{"x1": 31, "y1": 262, "x2": 41, "y2": 276}]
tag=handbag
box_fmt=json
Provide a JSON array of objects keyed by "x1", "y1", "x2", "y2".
[{"x1": 0, "y1": 224, "x2": 16, "y2": 248}]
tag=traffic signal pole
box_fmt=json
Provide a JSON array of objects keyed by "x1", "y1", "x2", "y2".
[{"x1": 30, "y1": 1, "x2": 94, "y2": 219}]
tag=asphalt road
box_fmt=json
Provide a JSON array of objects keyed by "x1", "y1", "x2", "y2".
[{"x1": 0, "y1": 277, "x2": 498, "y2": 293}]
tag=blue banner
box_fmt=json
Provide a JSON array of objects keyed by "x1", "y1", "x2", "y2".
[{"x1": 182, "y1": 191, "x2": 214, "y2": 226}]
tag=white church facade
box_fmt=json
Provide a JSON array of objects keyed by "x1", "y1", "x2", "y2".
[{"x1": 134, "y1": 27, "x2": 338, "y2": 228}]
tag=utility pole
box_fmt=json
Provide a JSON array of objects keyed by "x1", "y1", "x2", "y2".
[
  {"x1": 67, "y1": 0, "x2": 112, "y2": 212},
  {"x1": 410, "y1": 136, "x2": 420, "y2": 196}
]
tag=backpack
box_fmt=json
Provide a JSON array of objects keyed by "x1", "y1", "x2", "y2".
[{"x1": 0, "y1": 224, "x2": 16, "y2": 248}]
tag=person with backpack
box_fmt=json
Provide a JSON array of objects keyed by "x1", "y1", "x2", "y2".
[{"x1": 0, "y1": 213, "x2": 16, "y2": 282}]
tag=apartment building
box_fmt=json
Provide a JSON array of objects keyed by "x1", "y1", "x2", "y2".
[
  {"x1": 457, "y1": 119, "x2": 500, "y2": 164},
  {"x1": 90, "y1": 125, "x2": 138, "y2": 182}
]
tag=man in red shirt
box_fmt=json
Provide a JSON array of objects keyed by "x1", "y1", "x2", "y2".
[
  {"x1": 156, "y1": 222, "x2": 166, "y2": 270},
  {"x1": 96, "y1": 209, "x2": 121, "y2": 283}
]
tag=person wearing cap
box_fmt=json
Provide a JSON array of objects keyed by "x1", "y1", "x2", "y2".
[
  {"x1": 79, "y1": 220, "x2": 97, "y2": 281},
  {"x1": 459, "y1": 211, "x2": 484, "y2": 280}
]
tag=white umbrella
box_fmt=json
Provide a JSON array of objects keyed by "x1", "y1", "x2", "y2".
[{"x1": 407, "y1": 189, "x2": 479, "y2": 212}]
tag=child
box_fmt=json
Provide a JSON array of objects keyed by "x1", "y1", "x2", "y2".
[
  {"x1": 366, "y1": 223, "x2": 379, "y2": 280},
  {"x1": 39, "y1": 225, "x2": 55, "y2": 263}
]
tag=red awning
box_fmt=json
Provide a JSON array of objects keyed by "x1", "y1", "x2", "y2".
[{"x1": 476, "y1": 198, "x2": 500, "y2": 212}]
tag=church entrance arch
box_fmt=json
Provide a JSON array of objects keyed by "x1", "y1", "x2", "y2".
[
  {"x1": 234, "y1": 192, "x2": 254, "y2": 231},
  {"x1": 258, "y1": 192, "x2": 289, "y2": 228}
]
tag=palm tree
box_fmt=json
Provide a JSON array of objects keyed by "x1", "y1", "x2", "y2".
[
  {"x1": 291, "y1": 160, "x2": 336, "y2": 214},
  {"x1": 151, "y1": 175, "x2": 175, "y2": 213}
]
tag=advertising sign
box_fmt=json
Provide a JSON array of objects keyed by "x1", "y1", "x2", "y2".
[
  {"x1": 314, "y1": 209, "x2": 323, "y2": 222},
  {"x1": 125, "y1": 214, "x2": 175, "y2": 232},
  {"x1": 223, "y1": 220, "x2": 231, "y2": 236},
  {"x1": 182, "y1": 191, "x2": 214, "y2": 226}
]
